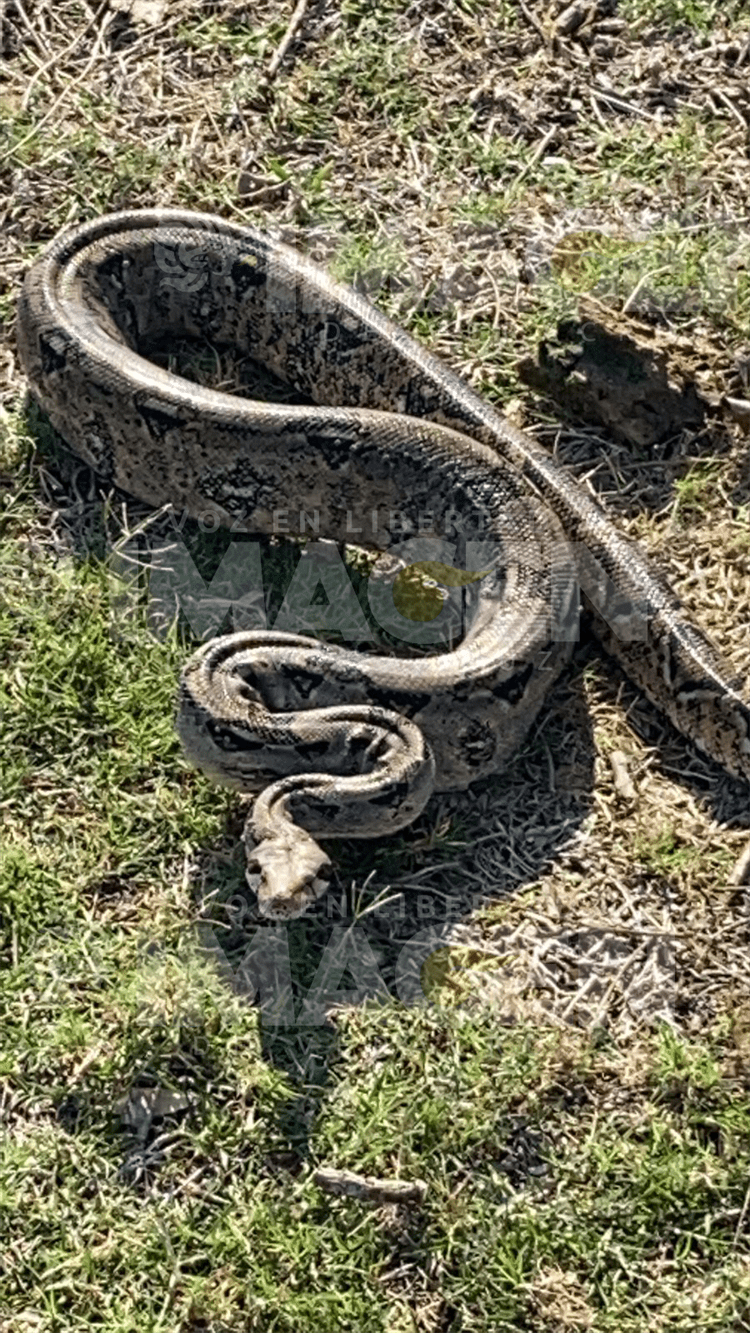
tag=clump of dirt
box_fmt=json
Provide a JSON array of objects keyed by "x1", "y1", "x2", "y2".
[{"x1": 517, "y1": 295, "x2": 732, "y2": 449}]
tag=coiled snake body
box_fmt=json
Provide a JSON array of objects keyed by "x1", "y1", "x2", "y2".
[{"x1": 17, "y1": 210, "x2": 750, "y2": 916}]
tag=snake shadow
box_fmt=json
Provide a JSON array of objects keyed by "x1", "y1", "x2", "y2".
[
  {"x1": 12, "y1": 409, "x2": 595, "y2": 1158},
  {"x1": 194, "y1": 601, "x2": 750, "y2": 1158},
  {"x1": 190, "y1": 640, "x2": 600, "y2": 1157}
]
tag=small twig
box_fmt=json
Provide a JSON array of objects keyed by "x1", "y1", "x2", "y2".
[
  {"x1": 592, "y1": 88, "x2": 656, "y2": 122},
  {"x1": 516, "y1": 125, "x2": 558, "y2": 185},
  {"x1": 621, "y1": 266, "x2": 670, "y2": 315},
  {"x1": 264, "y1": 0, "x2": 310, "y2": 85},
  {"x1": 9, "y1": 0, "x2": 51, "y2": 57},
  {"x1": 731, "y1": 1175, "x2": 750, "y2": 1252},
  {"x1": 236, "y1": 178, "x2": 289, "y2": 205},
  {"x1": 589, "y1": 92, "x2": 609, "y2": 132},
  {"x1": 517, "y1": 0, "x2": 546, "y2": 44},
  {"x1": 485, "y1": 265, "x2": 505, "y2": 333},
  {"x1": 712, "y1": 86, "x2": 748, "y2": 130},
  {"x1": 728, "y1": 839, "x2": 750, "y2": 887},
  {"x1": 313, "y1": 1167, "x2": 427, "y2": 1204}
]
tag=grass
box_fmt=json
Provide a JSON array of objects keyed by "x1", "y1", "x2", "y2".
[
  {"x1": 2, "y1": 450, "x2": 749, "y2": 1329},
  {"x1": 3, "y1": 0, "x2": 750, "y2": 1329},
  {"x1": 177, "y1": 16, "x2": 287, "y2": 58},
  {"x1": 4, "y1": 880, "x2": 750, "y2": 1331},
  {"x1": 670, "y1": 462, "x2": 725, "y2": 520},
  {"x1": 621, "y1": 0, "x2": 749, "y2": 28}
]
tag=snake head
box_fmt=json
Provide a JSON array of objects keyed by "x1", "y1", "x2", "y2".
[{"x1": 244, "y1": 820, "x2": 332, "y2": 919}]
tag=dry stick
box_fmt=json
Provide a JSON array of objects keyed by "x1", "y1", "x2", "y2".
[
  {"x1": 9, "y1": 0, "x2": 51, "y2": 57},
  {"x1": 731, "y1": 1175, "x2": 750, "y2": 1252},
  {"x1": 517, "y1": 0, "x2": 547, "y2": 43},
  {"x1": 728, "y1": 840, "x2": 750, "y2": 887},
  {"x1": 589, "y1": 92, "x2": 609, "y2": 132},
  {"x1": 264, "y1": 0, "x2": 310, "y2": 86},
  {"x1": 621, "y1": 266, "x2": 671, "y2": 315},
  {"x1": 486, "y1": 266, "x2": 504, "y2": 333},
  {"x1": 313, "y1": 1167, "x2": 427, "y2": 1204},
  {"x1": 77, "y1": 0, "x2": 106, "y2": 20},
  {"x1": 713, "y1": 86, "x2": 748, "y2": 130},
  {"x1": 592, "y1": 88, "x2": 656, "y2": 121},
  {"x1": 515, "y1": 125, "x2": 558, "y2": 185}
]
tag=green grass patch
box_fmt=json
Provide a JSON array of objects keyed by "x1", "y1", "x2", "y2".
[
  {"x1": 177, "y1": 15, "x2": 287, "y2": 57},
  {"x1": 670, "y1": 461, "x2": 724, "y2": 519},
  {"x1": 621, "y1": 0, "x2": 749, "y2": 30}
]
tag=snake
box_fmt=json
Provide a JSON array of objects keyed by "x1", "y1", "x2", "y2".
[{"x1": 16, "y1": 208, "x2": 750, "y2": 917}]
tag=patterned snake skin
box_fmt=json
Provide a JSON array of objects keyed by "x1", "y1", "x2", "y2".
[{"x1": 16, "y1": 209, "x2": 750, "y2": 916}]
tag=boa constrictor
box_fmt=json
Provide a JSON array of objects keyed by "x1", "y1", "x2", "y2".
[{"x1": 17, "y1": 209, "x2": 750, "y2": 916}]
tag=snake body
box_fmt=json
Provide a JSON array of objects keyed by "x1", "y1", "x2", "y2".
[{"x1": 17, "y1": 209, "x2": 750, "y2": 916}]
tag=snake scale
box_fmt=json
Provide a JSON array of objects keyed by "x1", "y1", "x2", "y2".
[{"x1": 16, "y1": 209, "x2": 750, "y2": 916}]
